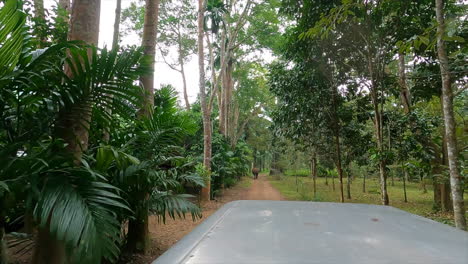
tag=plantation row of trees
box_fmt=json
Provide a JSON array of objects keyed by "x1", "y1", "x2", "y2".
[
  {"x1": 269, "y1": 0, "x2": 466, "y2": 230},
  {"x1": 0, "y1": 0, "x2": 276, "y2": 263}
]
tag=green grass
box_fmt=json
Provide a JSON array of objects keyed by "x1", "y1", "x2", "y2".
[
  {"x1": 284, "y1": 169, "x2": 310, "y2": 177},
  {"x1": 269, "y1": 175, "x2": 468, "y2": 227}
]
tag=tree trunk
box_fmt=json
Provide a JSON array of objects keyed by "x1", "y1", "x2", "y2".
[
  {"x1": 331, "y1": 172, "x2": 335, "y2": 191},
  {"x1": 198, "y1": 0, "x2": 211, "y2": 201},
  {"x1": 37, "y1": 1, "x2": 101, "y2": 262},
  {"x1": 362, "y1": 173, "x2": 366, "y2": 193},
  {"x1": 346, "y1": 167, "x2": 351, "y2": 200},
  {"x1": 325, "y1": 171, "x2": 328, "y2": 186},
  {"x1": 176, "y1": 28, "x2": 190, "y2": 110},
  {"x1": 420, "y1": 174, "x2": 427, "y2": 194},
  {"x1": 331, "y1": 82, "x2": 344, "y2": 202},
  {"x1": 398, "y1": 51, "x2": 411, "y2": 114},
  {"x1": 403, "y1": 169, "x2": 408, "y2": 203},
  {"x1": 58, "y1": 0, "x2": 71, "y2": 12},
  {"x1": 126, "y1": 196, "x2": 149, "y2": 253},
  {"x1": 32, "y1": 225, "x2": 66, "y2": 264},
  {"x1": 435, "y1": 0, "x2": 466, "y2": 230},
  {"x1": 33, "y1": 0, "x2": 47, "y2": 47},
  {"x1": 139, "y1": 0, "x2": 161, "y2": 117},
  {"x1": 373, "y1": 91, "x2": 389, "y2": 205},
  {"x1": 225, "y1": 60, "x2": 233, "y2": 138},
  {"x1": 311, "y1": 155, "x2": 317, "y2": 199},
  {"x1": 179, "y1": 50, "x2": 190, "y2": 110},
  {"x1": 112, "y1": 0, "x2": 122, "y2": 50},
  {"x1": 0, "y1": 218, "x2": 8, "y2": 264},
  {"x1": 126, "y1": 0, "x2": 161, "y2": 253}
]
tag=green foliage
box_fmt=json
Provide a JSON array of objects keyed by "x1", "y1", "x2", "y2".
[{"x1": 269, "y1": 175, "x2": 467, "y2": 227}]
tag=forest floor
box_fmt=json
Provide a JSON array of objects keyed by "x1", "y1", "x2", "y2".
[
  {"x1": 124, "y1": 173, "x2": 283, "y2": 264},
  {"x1": 268, "y1": 174, "x2": 468, "y2": 227}
]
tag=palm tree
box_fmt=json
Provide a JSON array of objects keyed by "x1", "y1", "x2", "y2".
[{"x1": 0, "y1": 1, "x2": 148, "y2": 263}]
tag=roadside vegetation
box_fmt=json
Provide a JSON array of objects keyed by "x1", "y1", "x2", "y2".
[{"x1": 269, "y1": 173, "x2": 467, "y2": 227}]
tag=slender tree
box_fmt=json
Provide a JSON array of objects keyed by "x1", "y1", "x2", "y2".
[
  {"x1": 198, "y1": 0, "x2": 211, "y2": 201},
  {"x1": 126, "y1": 0, "x2": 161, "y2": 253},
  {"x1": 33, "y1": 0, "x2": 101, "y2": 263},
  {"x1": 434, "y1": 0, "x2": 466, "y2": 230},
  {"x1": 112, "y1": 0, "x2": 122, "y2": 50}
]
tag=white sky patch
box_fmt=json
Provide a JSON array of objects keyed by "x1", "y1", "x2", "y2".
[{"x1": 45, "y1": 0, "x2": 200, "y2": 104}]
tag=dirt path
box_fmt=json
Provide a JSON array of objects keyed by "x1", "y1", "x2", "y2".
[{"x1": 246, "y1": 173, "x2": 284, "y2": 200}]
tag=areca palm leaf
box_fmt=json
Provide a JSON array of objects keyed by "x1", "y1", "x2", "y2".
[
  {"x1": 0, "y1": 0, "x2": 26, "y2": 77},
  {"x1": 58, "y1": 46, "x2": 147, "y2": 130},
  {"x1": 150, "y1": 191, "x2": 201, "y2": 223},
  {"x1": 34, "y1": 169, "x2": 130, "y2": 263}
]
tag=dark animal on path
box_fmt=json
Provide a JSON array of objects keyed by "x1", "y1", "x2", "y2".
[{"x1": 252, "y1": 168, "x2": 260, "y2": 179}]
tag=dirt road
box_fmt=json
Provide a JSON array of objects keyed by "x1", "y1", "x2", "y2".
[{"x1": 246, "y1": 173, "x2": 284, "y2": 200}]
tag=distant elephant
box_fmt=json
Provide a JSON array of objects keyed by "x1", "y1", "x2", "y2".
[{"x1": 252, "y1": 168, "x2": 260, "y2": 179}]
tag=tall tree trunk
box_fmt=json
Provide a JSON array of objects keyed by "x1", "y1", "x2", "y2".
[
  {"x1": 176, "y1": 28, "x2": 190, "y2": 110},
  {"x1": 403, "y1": 168, "x2": 408, "y2": 203},
  {"x1": 331, "y1": 81, "x2": 344, "y2": 202},
  {"x1": 0, "y1": 217, "x2": 8, "y2": 264},
  {"x1": 58, "y1": 0, "x2": 71, "y2": 12},
  {"x1": 179, "y1": 51, "x2": 190, "y2": 110},
  {"x1": 36, "y1": 1, "x2": 101, "y2": 263},
  {"x1": 331, "y1": 171, "x2": 335, "y2": 191},
  {"x1": 311, "y1": 154, "x2": 317, "y2": 199},
  {"x1": 112, "y1": 0, "x2": 122, "y2": 50},
  {"x1": 371, "y1": 79, "x2": 389, "y2": 205},
  {"x1": 440, "y1": 108, "x2": 453, "y2": 212},
  {"x1": 362, "y1": 172, "x2": 366, "y2": 193},
  {"x1": 101, "y1": 0, "x2": 123, "y2": 143},
  {"x1": 224, "y1": 60, "x2": 233, "y2": 138},
  {"x1": 32, "y1": 224, "x2": 66, "y2": 264},
  {"x1": 325, "y1": 170, "x2": 328, "y2": 186},
  {"x1": 198, "y1": 0, "x2": 211, "y2": 201},
  {"x1": 126, "y1": 193, "x2": 150, "y2": 253},
  {"x1": 218, "y1": 30, "x2": 227, "y2": 135},
  {"x1": 138, "y1": 0, "x2": 160, "y2": 117},
  {"x1": 398, "y1": 52, "x2": 411, "y2": 113},
  {"x1": 33, "y1": 0, "x2": 47, "y2": 47},
  {"x1": 125, "y1": 0, "x2": 161, "y2": 253},
  {"x1": 346, "y1": 166, "x2": 351, "y2": 199},
  {"x1": 420, "y1": 173, "x2": 427, "y2": 193},
  {"x1": 435, "y1": 0, "x2": 466, "y2": 230}
]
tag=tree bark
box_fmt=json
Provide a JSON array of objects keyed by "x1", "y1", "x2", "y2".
[
  {"x1": 435, "y1": 0, "x2": 466, "y2": 230},
  {"x1": 32, "y1": 225, "x2": 66, "y2": 264},
  {"x1": 112, "y1": 0, "x2": 122, "y2": 50},
  {"x1": 33, "y1": 0, "x2": 47, "y2": 47},
  {"x1": 370, "y1": 76, "x2": 389, "y2": 205},
  {"x1": 198, "y1": 0, "x2": 211, "y2": 201},
  {"x1": 125, "y1": 0, "x2": 161, "y2": 254},
  {"x1": 54, "y1": 1, "x2": 100, "y2": 155},
  {"x1": 37, "y1": 2, "x2": 101, "y2": 262},
  {"x1": 0, "y1": 217, "x2": 7, "y2": 264},
  {"x1": 398, "y1": 52, "x2": 411, "y2": 113},
  {"x1": 139, "y1": 0, "x2": 161, "y2": 117},
  {"x1": 346, "y1": 167, "x2": 351, "y2": 199},
  {"x1": 403, "y1": 169, "x2": 408, "y2": 203},
  {"x1": 362, "y1": 172, "x2": 366, "y2": 193},
  {"x1": 311, "y1": 154, "x2": 317, "y2": 199},
  {"x1": 178, "y1": 37, "x2": 190, "y2": 110},
  {"x1": 126, "y1": 194, "x2": 149, "y2": 253}
]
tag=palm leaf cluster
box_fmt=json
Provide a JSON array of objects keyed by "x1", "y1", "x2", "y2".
[{"x1": 0, "y1": 1, "x2": 204, "y2": 263}]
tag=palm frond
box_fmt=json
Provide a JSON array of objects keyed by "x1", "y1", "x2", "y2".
[
  {"x1": 149, "y1": 191, "x2": 202, "y2": 223},
  {"x1": 34, "y1": 170, "x2": 130, "y2": 263},
  {"x1": 0, "y1": 0, "x2": 26, "y2": 77}
]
